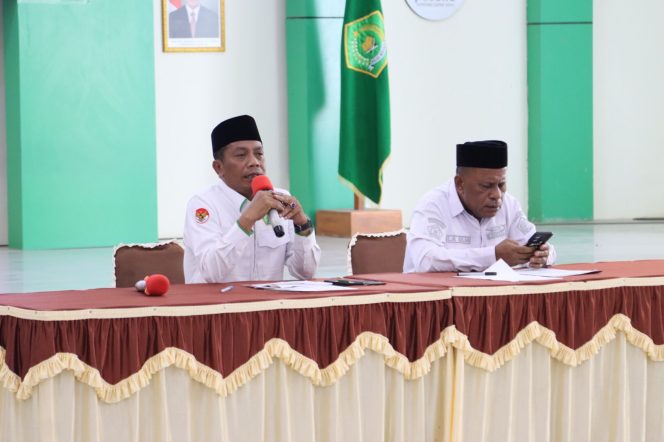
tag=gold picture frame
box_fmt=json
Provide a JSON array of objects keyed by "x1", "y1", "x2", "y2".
[{"x1": 162, "y1": 0, "x2": 225, "y2": 52}]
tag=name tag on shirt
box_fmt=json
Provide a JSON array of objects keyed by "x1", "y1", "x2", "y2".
[{"x1": 446, "y1": 234, "x2": 471, "y2": 244}]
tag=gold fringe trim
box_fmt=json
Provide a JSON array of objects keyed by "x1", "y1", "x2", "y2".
[
  {"x1": 337, "y1": 146, "x2": 391, "y2": 206},
  {"x1": 1, "y1": 314, "x2": 663, "y2": 402},
  {"x1": 455, "y1": 314, "x2": 664, "y2": 371}
]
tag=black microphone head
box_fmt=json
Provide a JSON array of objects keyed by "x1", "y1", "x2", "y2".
[{"x1": 273, "y1": 225, "x2": 285, "y2": 238}]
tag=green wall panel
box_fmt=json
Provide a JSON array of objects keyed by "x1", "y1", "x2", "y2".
[
  {"x1": 287, "y1": 0, "x2": 343, "y2": 19},
  {"x1": 4, "y1": 0, "x2": 157, "y2": 249},
  {"x1": 527, "y1": 0, "x2": 591, "y2": 23},
  {"x1": 286, "y1": 0, "x2": 353, "y2": 221},
  {"x1": 3, "y1": 1, "x2": 23, "y2": 246},
  {"x1": 527, "y1": 1, "x2": 593, "y2": 222}
]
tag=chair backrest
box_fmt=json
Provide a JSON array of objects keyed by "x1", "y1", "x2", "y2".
[
  {"x1": 113, "y1": 241, "x2": 185, "y2": 288},
  {"x1": 347, "y1": 229, "x2": 407, "y2": 275}
]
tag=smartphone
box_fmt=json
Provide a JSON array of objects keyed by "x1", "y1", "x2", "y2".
[
  {"x1": 526, "y1": 231, "x2": 553, "y2": 248},
  {"x1": 324, "y1": 279, "x2": 386, "y2": 286}
]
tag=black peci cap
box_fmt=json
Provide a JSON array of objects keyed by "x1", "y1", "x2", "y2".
[
  {"x1": 456, "y1": 140, "x2": 508, "y2": 169},
  {"x1": 211, "y1": 115, "x2": 262, "y2": 157}
]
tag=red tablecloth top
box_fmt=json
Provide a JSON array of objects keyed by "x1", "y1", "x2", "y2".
[
  {"x1": 0, "y1": 280, "x2": 445, "y2": 311},
  {"x1": 2, "y1": 260, "x2": 662, "y2": 312},
  {"x1": 352, "y1": 259, "x2": 664, "y2": 288}
]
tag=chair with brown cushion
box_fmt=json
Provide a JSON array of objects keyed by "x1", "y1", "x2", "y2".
[
  {"x1": 113, "y1": 241, "x2": 185, "y2": 288},
  {"x1": 347, "y1": 229, "x2": 407, "y2": 275}
]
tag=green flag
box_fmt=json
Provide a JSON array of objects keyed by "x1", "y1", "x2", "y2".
[{"x1": 339, "y1": 0, "x2": 391, "y2": 205}]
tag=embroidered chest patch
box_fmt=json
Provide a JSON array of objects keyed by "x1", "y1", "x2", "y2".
[
  {"x1": 486, "y1": 225, "x2": 506, "y2": 240},
  {"x1": 426, "y1": 218, "x2": 446, "y2": 242},
  {"x1": 517, "y1": 216, "x2": 532, "y2": 234}
]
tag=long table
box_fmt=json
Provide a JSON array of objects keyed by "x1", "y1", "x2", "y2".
[{"x1": 1, "y1": 260, "x2": 663, "y2": 441}]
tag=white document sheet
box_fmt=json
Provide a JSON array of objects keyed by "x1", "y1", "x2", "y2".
[
  {"x1": 249, "y1": 281, "x2": 355, "y2": 292},
  {"x1": 515, "y1": 267, "x2": 601, "y2": 278},
  {"x1": 456, "y1": 259, "x2": 560, "y2": 282}
]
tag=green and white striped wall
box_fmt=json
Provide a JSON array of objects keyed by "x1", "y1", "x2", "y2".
[{"x1": 5, "y1": 0, "x2": 653, "y2": 249}]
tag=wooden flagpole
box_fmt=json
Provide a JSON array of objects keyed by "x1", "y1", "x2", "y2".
[{"x1": 354, "y1": 193, "x2": 364, "y2": 210}]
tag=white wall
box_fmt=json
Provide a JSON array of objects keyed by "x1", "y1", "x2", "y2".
[
  {"x1": 594, "y1": 0, "x2": 664, "y2": 219},
  {"x1": 381, "y1": 0, "x2": 529, "y2": 225},
  {"x1": 0, "y1": 4, "x2": 8, "y2": 246},
  {"x1": 153, "y1": 0, "x2": 529, "y2": 237},
  {"x1": 153, "y1": 0, "x2": 290, "y2": 238}
]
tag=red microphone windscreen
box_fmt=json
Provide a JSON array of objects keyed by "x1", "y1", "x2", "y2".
[
  {"x1": 144, "y1": 274, "x2": 170, "y2": 296},
  {"x1": 251, "y1": 175, "x2": 273, "y2": 197}
]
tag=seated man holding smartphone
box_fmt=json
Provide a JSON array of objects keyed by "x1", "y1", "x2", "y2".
[{"x1": 404, "y1": 140, "x2": 556, "y2": 273}]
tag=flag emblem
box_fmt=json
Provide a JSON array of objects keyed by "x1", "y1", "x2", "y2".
[
  {"x1": 344, "y1": 11, "x2": 388, "y2": 78},
  {"x1": 195, "y1": 208, "x2": 210, "y2": 224}
]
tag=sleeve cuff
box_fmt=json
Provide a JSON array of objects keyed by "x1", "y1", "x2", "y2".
[
  {"x1": 480, "y1": 246, "x2": 499, "y2": 269},
  {"x1": 236, "y1": 220, "x2": 253, "y2": 237},
  {"x1": 293, "y1": 229, "x2": 316, "y2": 245},
  {"x1": 225, "y1": 222, "x2": 253, "y2": 248}
]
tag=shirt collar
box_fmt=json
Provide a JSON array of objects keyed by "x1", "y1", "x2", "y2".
[
  {"x1": 446, "y1": 179, "x2": 465, "y2": 218},
  {"x1": 217, "y1": 179, "x2": 249, "y2": 212},
  {"x1": 447, "y1": 178, "x2": 503, "y2": 224}
]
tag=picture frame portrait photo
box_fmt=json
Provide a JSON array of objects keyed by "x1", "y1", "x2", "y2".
[{"x1": 162, "y1": 0, "x2": 225, "y2": 52}]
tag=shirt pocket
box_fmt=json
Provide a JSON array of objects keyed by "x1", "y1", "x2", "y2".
[
  {"x1": 255, "y1": 225, "x2": 290, "y2": 277},
  {"x1": 256, "y1": 223, "x2": 290, "y2": 250}
]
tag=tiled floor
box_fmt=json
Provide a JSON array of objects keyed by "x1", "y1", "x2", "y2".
[{"x1": 1, "y1": 222, "x2": 663, "y2": 294}]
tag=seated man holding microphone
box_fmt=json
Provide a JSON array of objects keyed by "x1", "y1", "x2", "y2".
[
  {"x1": 404, "y1": 140, "x2": 556, "y2": 273},
  {"x1": 183, "y1": 115, "x2": 320, "y2": 283}
]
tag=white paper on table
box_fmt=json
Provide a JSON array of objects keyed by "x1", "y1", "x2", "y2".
[
  {"x1": 455, "y1": 259, "x2": 560, "y2": 282},
  {"x1": 515, "y1": 267, "x2": 601, "y2": 277},
  {"x1": 249, "y1": 281, "x2": 355, "y2": 292}
]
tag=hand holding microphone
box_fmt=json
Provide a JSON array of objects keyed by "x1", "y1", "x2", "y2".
[
  {"x1": 250, "y1": 175, "x2": 285, "y2": 237},
  {"x1": 251, "y1": 175, "x2": 296, "y2": 238},
  {"x1": 242, "y1": 175, "x2": 307, "y2": 237}
]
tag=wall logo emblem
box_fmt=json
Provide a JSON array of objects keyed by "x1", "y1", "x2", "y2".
[
  {"x1": 344, "y1": 11, "x2": 388, "y2": 78},
  {"x1": 195, "y1": 208, "x2": 210, "y2": 224},
  {"x1": 405, "y1": 0, "x2": 464, "y2": 21}
]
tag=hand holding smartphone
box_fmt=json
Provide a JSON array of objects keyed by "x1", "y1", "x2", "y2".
[{"x1": 525, "y1": 231, "x2": 553, "y2": 249}]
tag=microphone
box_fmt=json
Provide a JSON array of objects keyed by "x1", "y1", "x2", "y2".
[
  {"x1": 134, "y1": 274, "x2": 170, "y2": 296},
  {"x1": 251, "y1": 175, "x2": 285, "y2": 238}
]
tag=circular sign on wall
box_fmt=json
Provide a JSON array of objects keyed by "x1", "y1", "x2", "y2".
[{"x1": 405, "y1": 0, "x2": 464, "y2": 21}]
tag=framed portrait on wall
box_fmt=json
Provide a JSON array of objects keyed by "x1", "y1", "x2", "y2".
[{"x1": 162, "y1": 0, "x2": 225, "y2": 52}]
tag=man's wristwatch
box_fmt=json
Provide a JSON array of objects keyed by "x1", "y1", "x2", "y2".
[{"x1": 294, "y1": 218, "x2": 313, "y2": 234}]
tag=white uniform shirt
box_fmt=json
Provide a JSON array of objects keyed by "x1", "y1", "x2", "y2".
[
  {"x1": 183, "y1": 179, "x2": 321, "y2": 283},
  {"x1": 404, "y1": 179, "x2": 556, "y2": 273}
]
